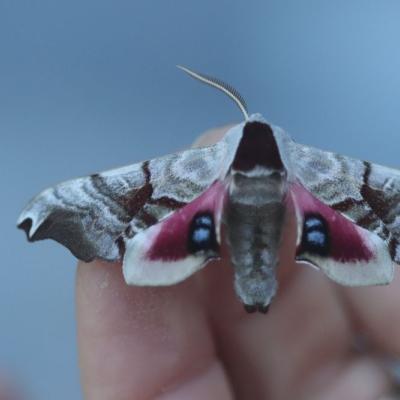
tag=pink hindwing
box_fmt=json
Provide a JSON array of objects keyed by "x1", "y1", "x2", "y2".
[
  {"x1": 123, "y1": 181, "x2": 227, "y2": 285},
  {"x1": 289, "y1": 183, "x2": 394, "y2": 286}
]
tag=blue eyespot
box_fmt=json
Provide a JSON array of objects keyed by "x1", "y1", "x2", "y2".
[
  {"x1": 301, "y1": 214, "x2": 329, "y2": 256},
  {"x1": 195, "y1": 215, "x2": 213, "y2": 227},
  {"x1": 188, "y1": 213, "x2": 218, "y2": 254},
  {"x1": 304, "y1": 217, "x2": 324, "y2": 231},
  {"x1": 306, "y1": 230, "x2": 327, "y2": 247},
  {"x1": 192, "y1": 227, "x2": 211, "y2": 244}
]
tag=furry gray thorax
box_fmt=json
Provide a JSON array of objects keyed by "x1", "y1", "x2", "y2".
[{"x1": 224, "y1": 121, "x2": 287, "y2": 312}]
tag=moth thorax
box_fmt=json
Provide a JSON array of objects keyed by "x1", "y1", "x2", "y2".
[{"x1": 229, "y1": 171, "x2": 287, "y2": 206}]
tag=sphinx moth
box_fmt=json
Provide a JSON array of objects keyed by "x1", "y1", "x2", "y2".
[{"x1": 18, "y1": 66, "x2": 398, "y2": 313}]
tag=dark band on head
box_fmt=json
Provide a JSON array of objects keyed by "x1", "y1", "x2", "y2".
[{"x1": 232, "y1": 121, "x2": 284, "y2": 171}]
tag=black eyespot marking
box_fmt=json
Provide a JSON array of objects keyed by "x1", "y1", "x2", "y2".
[
  {"x1": 300, "y1": 214, "x2": 329, "y2": 256},
  {"x1": 188, "y1": 212, "x2": 219, "y2": 254}
]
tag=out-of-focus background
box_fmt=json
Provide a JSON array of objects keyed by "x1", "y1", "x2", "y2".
[{"x1": 1, "y1": 1, "x2": 400, "y2": 398}]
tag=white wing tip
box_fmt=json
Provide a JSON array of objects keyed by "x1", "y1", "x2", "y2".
[
  {"x1": 17, "y1": 214, "x2": 33, "y2": 239},
  {"x1": 17, "y1": 210, "x2": 43, "y2": 240}
]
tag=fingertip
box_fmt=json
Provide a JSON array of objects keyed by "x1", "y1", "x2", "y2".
[
  {"x1": 339, "y1": 271, "x2": 400, "y2": 357},
  {"x1": 192, "y1": 125, "x2": 234, "y2": 148},
  {"x1": 157, "y1": 361, "x2": 233, "y2": 400},
  {"x1": 76, "y1": 260, "x2": 218, "y2": 399}
]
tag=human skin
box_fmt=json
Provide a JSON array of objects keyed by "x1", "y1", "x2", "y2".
[{"x1": 76, "y1": 127, "x2": 400, "y2": 399}]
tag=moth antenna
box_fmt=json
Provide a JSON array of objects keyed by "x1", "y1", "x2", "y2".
[{"x1": 177, "y1": 65, "x2": 249, "y2": 120}]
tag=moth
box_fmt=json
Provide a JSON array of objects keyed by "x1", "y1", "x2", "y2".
[{"x1": 18, "y1": 66, "x2": 399, "y2": 313}]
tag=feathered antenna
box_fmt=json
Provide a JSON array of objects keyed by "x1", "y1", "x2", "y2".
[{"x1": 177, "y1": 65, "x2": 249, "y2": 120}]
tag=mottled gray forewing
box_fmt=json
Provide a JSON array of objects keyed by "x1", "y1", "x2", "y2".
[
  {"x1": 18, "y1": 142, "x2": 227, "y2": 262},
  {"x1": 290, "y1": 141, "x2": 400, "y2": 262}
]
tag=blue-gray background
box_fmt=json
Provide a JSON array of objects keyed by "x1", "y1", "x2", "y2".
[{"x1": 1, "y1": 1, "x2": 400, "y2": 398}]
